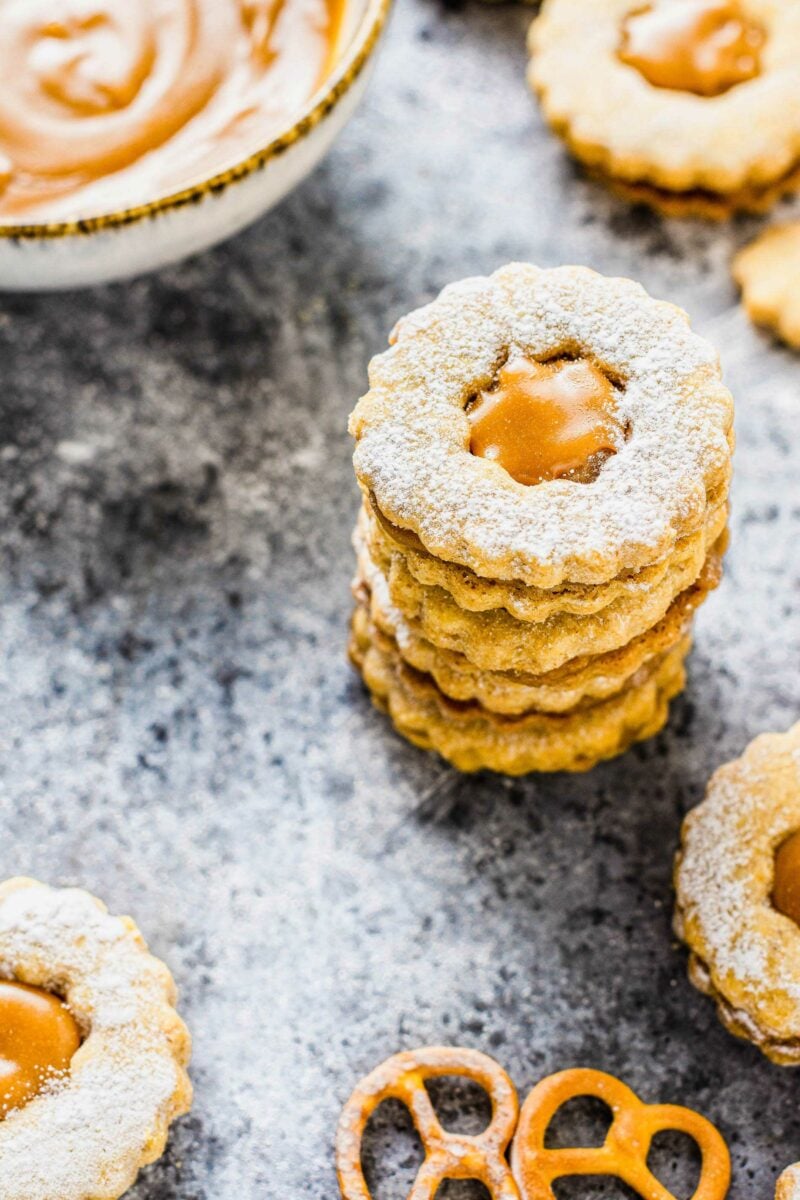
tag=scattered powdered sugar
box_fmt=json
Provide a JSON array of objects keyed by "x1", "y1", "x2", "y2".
[
  {"x1": 0, "y1": 879, "x2": 190, "y2": 1200},
  {"x1": 676, "y1": 725, "x2": 800, "y2": 1026},
  {"x1": 351, "y1": 264, "x2": 733, "y2": 586}
]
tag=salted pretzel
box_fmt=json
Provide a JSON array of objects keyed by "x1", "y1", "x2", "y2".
[
  {"x1": 335, "y1": 1046, "x2": 520, "y2": 1200},
  {"x1": 511, "y1": 1068, "x2": 730, "y2": 1200}
]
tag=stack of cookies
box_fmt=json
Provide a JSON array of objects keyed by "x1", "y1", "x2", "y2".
[{"x1": 348, "y1": 264, "x2": 734, "y2": 774}]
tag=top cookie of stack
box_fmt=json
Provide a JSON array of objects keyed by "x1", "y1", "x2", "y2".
[{"x1": 348, "y1": 263, "x2": 734, "y2": 773}]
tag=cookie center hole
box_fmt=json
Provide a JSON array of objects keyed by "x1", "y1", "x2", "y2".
[
  {"x1": 773, "y1": 828, "x2": 800, "y2": 927},
  {"x1": 544, "y1": 1095, "x2": 614, "y2": 1149},
  {"x1": 646, "y1": 1129, "x2": 702, "y2": 1200},
  {"x1": 361, "y1": 1098, "x2": 425, "y2": 1200},
  {"x1": 467, "y1": 356, "x2": 625, "y2": 486},
  {"x1": 424, "y1": 1075, "x2": 494, "y2": 1134},
  {"x1": 0, "y1": 980, "x2": 81, "y2": 1118},
  {"x1": 619, "y1": 0, "x2": 764, "y2": 97}
]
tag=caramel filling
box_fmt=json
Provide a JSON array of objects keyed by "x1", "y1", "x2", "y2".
[
  {"x1": 0, "y1": 981, "x2": 81, "y2": 1116},
  {"x1": 619, "y1": 0, "x2": 764, "y2": 97},
  {"x1": 467, "y1": 356, "x2": 624, "y2": 486},
  {"x1": 0, "y1": 0, "x2": 346, "y2": 222},
  {"x1": 773, "y1": 830, "x2": 800, "y2": 929}
]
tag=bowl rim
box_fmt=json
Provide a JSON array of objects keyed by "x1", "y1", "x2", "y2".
[{"x1": 0, "y1": 0, "x2": 391, "y2": 242}]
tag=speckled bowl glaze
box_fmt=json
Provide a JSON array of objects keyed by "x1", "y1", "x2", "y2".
[{"x1": 0, "y1": 0, "x2": 390, "y2": 292}]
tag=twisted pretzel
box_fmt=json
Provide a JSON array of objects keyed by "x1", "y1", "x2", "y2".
[
  {"x1": 511, "y1": 1068, "x2": 730, "y2": 1200},
  {"x1": 335, "y1": 1045, "x2": 521, "y2": 1200}
]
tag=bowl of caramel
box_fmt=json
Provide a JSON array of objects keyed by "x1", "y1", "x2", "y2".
[{"x1": 0, "y1": 0, "x2": 390, "y2": 290}]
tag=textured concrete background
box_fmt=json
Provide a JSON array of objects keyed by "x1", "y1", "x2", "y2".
[{"x1": 1, "y1": 3, "x2": 799, "y2": 1197}]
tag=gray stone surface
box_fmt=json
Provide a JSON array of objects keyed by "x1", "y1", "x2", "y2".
[{"x1": 1, "y1": 3, "x2": 799, "y2": 1197}]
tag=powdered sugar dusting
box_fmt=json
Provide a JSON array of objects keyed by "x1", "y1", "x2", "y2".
[
  {"x1": 351, "y1": 264, "x2": 733, "y2": 587},
  {"x1": 530, "y1": 0, "x2": 800, "y2": 196},
  {"x1": 676, "y1": 725, "x2": 800, "y2": 1038},
  {"x1": 0, "y1": 878, "x2": 191, "y2": 1200}
]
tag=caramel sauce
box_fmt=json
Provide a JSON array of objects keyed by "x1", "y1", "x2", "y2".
[
  {"x1": 0, "y1": 0, "x2": 346, "y2": 221},
  {"x1": 467, "y1": 356, "x2": 624, "y2": 487},
  {"x1": 619, "y1": 0, "x2": 764, "y2": 97},
  {"x1": 0, "y1": 981, "x2": 81, "y2": 1116},
  {"x1": 773, "y1": 830, "x2": 800, "y2": 929}
]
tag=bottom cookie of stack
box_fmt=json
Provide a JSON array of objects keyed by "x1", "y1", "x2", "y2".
[
  {"x1": 589, "y1": 166, "x2": 800, "y2": 223},
  {"x1": 349, "y1": 603, "x2": 690, "y2": 775}
]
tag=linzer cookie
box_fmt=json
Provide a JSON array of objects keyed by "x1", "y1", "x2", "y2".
[
  {"x1": 528, "y1": 1, "x2": 800, "y2": 219},
  {"x1": 350, "y1": 605, "x2": 691, "y2": 774},
  {"x1": 674, "y1": 723, "x2": 800, "y2": 1066},
  {"x1": 348, "y1": 263, "x2": 733, "y2": 773},
  {"x1": 355, "y1": 515, "x2": 719, "y2": 716},
  {"x1": 0, "y1": 876, "x2": 191, "y2": 1200},
  {"x1": 734, "y1": 223, "x2": 800, "y2": 348}
]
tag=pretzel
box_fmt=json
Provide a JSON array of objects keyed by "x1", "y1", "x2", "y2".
[
  {"x1": 335, "y1": 1046, "x2": 520, "y2": 1200},
  {"x1": 511, "y1": 1068, "x2": 730, "y2": 1200}
]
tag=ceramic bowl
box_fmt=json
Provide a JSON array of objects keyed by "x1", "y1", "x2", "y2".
[{"x1": 0, "y1": 0, "x2": 390, "y2": 292}]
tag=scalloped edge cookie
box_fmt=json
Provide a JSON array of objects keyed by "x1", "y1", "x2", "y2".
[
  {"x1": 0, "y1": 877, "x2": 192, "y2": 1200},
  {"x1": 675, "y1": 723, "x2": 800, "y2": 1065},
  {"x1": 367, "y1": 522, "x2": 725, "y2": 676},
  {"x1": 355, "y1": 516, "x2": 723, "y2": 711},
  {"x1": 596, "y1": 162, "x2": 800, "y2": 221},
  {"x1": 351, "y1": 264, "x2": 733, "y2": 589},
  {"x1": 365, "y1": 494, "x2": 729, "y2": 623},
  {"x1": 350, "y1": 604, "x2": 690, "y2": 774},
  {"x1": 529, "y1": 0, "x2": 800, "y2": 204},
  {"x1": 734, "y1": 222, "x2": 800, "y2": 348}
]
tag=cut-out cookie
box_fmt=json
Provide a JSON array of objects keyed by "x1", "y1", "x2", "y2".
[
  {"x1": 348, "y1": 263, "x2": 732, "y2": 772},
  {"x1": 351, "y1": 263, "x2": 733, "y2": 589},
  {"x1": 350, "y1": 602, "x2": 689, "y2": 774},
  {"x1": 675, "y1": 723, "x2": 800, "y2": 1064},
  {"x1": 0, "y1": 877, "x2": 191, "y2": 1200},
  {"x1": 734, "y1": 222, "x2": 800, "y2": 348},
  {"x1": 529, "y1": 0, "x2": 800, "y2": 217}
]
